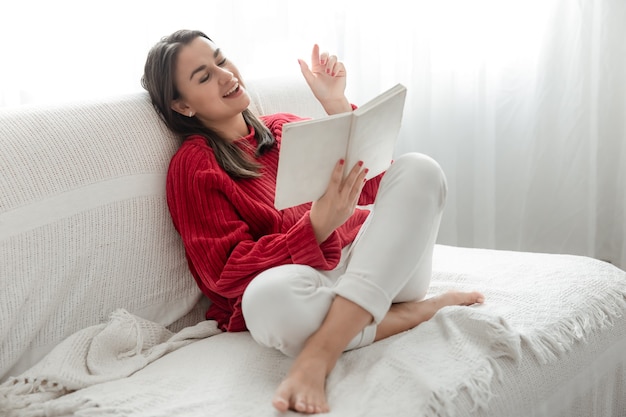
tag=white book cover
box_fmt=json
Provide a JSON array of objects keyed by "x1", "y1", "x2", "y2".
[{"x1": 274, "y1": 83, "x2": 407, "y2": 210}]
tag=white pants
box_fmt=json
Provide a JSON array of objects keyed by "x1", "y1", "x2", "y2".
[{"x1": 241, "y1": 153, "x2": 447, "y2": 357}]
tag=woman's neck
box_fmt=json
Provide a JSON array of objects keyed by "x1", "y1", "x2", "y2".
[{"x1": 201, "y1": 113, "x2": 250, "y2": 142}]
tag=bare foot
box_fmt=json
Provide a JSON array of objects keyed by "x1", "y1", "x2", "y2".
[
  {"x1": 433, "y1": 290, "x2": 485, "y2": 308},
  {"x1": 408, "y1": 290, "x2": 485, "y2": 323},
  {"x1": 376, "y1": 291, "x2": 485, "y2": 341},
  {"x1": 273, "y1": 296, "x2": 373, "y2": 414},
  {"x1": 272, "y1": 353, "x2": 331, "y2": 414}
]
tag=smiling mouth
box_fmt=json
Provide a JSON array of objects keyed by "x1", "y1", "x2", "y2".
[{"x1": 223, "y1": 83, "x2": 240, "y2": 98}]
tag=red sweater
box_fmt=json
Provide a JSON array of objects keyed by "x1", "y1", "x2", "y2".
[{"x1": 166, "y1": 113, "x2": 382, "y2": 332}]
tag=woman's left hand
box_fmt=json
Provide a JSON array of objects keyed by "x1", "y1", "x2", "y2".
[
  {"x1": 298, "y1": 44, "x2": 352, "y2": 115},
  {"x1": 309, "y1": 159, "x2": 368, "y2": 244}
]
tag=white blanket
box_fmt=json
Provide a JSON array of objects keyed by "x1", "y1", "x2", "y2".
[
  {"x1": 3, "y1": 307, "x2": 519, "y2": 417},
  {"x1": 1, "y1": 245, "x2": 625, "y2": 417},
  {"x1": 0, "y1": 309, "x2": 221, "y2": 417},
  {"x1": 429, "y1": 246, "x2": 626, "y2": 364}
]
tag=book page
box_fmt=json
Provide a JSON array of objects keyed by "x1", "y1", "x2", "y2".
[
  {"x1": 274, "y1": 114, "x2": 352, "y2": 210},
  {"x1": 346, "y1": 84, "x2": 407, "y2": 180}
]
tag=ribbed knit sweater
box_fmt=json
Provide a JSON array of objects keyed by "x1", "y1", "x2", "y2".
[{"x1": 166, "y1": 112, "x2": 382, "y2": 332}]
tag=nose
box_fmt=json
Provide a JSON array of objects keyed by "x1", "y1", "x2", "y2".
[{"x1": 216, "y1": 66, "x2": 235, "y2": 84}]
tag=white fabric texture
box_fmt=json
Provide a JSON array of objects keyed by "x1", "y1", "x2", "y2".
[
  {"x1": 0, "y1": 93, "x2": 206, "y2": 383},
  {"x1": 429, "y1": 245, "x2": 626, "y2": 365},
  {"x1": 242, "y1": 153, "x2": 447, "y2": 357},
  {"x1": 0, "y1": 309, "x2": 221, "y2": 417},
  {"x1": 3, "y1": 244, "x2": 622, "y2": 417},
  {"x1": 1, "y1": 306, "x2": 518, "y2": 417}
]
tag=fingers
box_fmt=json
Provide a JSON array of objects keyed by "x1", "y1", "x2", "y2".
[
  {"x1": 311, "y1": 44, "x2": 321, "y2": 68},
  {"x1": 344, "y1": 161, "x2": 368, "y2": 201},
  {"x1": 306, "y1": 44, "x2": 344, "y2": 77},
  {"x1": 326, "y1": 159, "x2": 366, "y2": 197},
  {"x1": 297, "y1": 59, "x2": 315, "y2": 87},
  {"x1": 331, "y1": 158, "x2": 346, "y2": 183},
  {"x1": 321, "y1": 54, "x2": 343, "y2": 77},
  {"x1": 323, "y1": 55, "x2": 338, "y2": 76},
  {"x1": 310, "y1": 160, "x2": 367, "y2": 244},
  {"x1": 331, "y1": 160, "x2": 367, "y2": 207}
]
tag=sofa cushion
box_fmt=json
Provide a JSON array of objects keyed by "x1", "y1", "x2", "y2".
[{"x1": 0, "y1": 92, "x2": 205, "y2": 382}]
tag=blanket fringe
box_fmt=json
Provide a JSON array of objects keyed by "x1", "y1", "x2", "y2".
[
  {"x1": 424, "y1": 357, "x2": 505, "y2": 417},
  {"x1": 423, "y1": 308, "x2": 522, "y2": 417},
  {"x1": 1, "y1": 398, "x2": 96, "y2": 417},
  {"x1": 0, "y1": 377, "x2": 70, "y2": 413},
  {"x1": 523, "y1": 287, "x2": 626, "y2": 364},
  {"x1": 0, "y1": 310, "x2": 221, "y2": 417}
]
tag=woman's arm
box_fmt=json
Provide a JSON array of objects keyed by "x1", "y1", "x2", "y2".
[
  {"x1": 167, "y1": 147, "x2": 342, "y2": 300},
  {"x1": 195, "y1": 196, "x2": 342, "y2": 299},
  {"x1": 297, "y1": 45, "x2": 382, "y2": 240}
]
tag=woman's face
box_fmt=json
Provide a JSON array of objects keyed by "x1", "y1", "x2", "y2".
[{"x1": 171, "y1": 37, "x2": 250, "y2": 134}]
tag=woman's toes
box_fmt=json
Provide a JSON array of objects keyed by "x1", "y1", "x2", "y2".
[
  {"x1": 272, "y1": 396, "x2": 289, "y2": 413},
  {"x1": 294, "y1": 399, "x2": 308, "y2": 413},
  {"x1": 464, "y1": 291, "x2": 484, "y2": 304},
  {"x1": 272, "y1": 386, "x2": 291, "y2": 413}
]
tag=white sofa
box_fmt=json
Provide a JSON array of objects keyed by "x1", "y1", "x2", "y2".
[
  {"x1": 0, "y1": 76, "x2": 325, "y2": 384},
  {"x1": 1, "y1": 77, "x2": 625, "y2": 417}
]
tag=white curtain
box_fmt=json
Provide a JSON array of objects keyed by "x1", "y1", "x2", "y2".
[
  {"x1": 1, "y1": 0, "x2": 624, "y2": 269},
  {"x1": 337, "y1": 0, "x2": 626, "y2": 268}
]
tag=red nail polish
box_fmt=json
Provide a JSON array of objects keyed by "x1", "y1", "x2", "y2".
[
  {"x1": 339, "y1": 159, "x2": 345, "y2": 164},
  {"x1": 358, "y1": 161, "x2": 363, "y2": 166}
]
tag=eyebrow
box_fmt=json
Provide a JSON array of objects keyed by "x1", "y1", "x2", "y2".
[{"x1": 189, "y1": 48, "x2": 221, "y2": 81}]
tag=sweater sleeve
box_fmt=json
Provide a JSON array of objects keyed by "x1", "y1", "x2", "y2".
[
  {"x1": 358, "y1": 171, "x2": 383, "y2": 205},
  {"x1": 213, "y1": 190, "x2": 342, "y2": 300},
  {"x1": 167, "y1": 144, "x2": 341, "y2": 302}
]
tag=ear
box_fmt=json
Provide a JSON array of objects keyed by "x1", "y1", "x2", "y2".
[{"x1": 171, "y1": 99, "x2": 193, "y2": 117}]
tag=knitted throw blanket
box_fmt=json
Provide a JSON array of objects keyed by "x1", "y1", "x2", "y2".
[
  {"x1": 0, "y1": 309, "x2": 221, "y2": 417},
  {"x1": 2, "y1": 307, "x2": 522, "y2": 417}
]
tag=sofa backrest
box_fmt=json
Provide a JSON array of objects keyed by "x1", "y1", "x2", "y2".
[{"x1": 0, "y1": 76, "x2": 325, "y2": 382}]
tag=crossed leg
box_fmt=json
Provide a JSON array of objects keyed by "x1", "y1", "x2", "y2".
[
  {"x1": 268, "y1": 153, "x2": 483, "y2": 412},
  {"x1": 272, "y1": 290, "x2": 484, "y2": 414}
]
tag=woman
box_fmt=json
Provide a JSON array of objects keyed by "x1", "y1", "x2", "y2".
[{"x1": 142, "y1": 29, "x2": 484, "y2": 414}]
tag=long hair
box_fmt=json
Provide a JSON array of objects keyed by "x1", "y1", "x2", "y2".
[{"x1": 141, "y1": 29, "x2": 275, "y2": 178}]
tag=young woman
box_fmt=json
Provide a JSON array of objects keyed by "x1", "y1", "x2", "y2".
[{"x1": 142, "y1": 29, "x2": 484, "y2": 414}]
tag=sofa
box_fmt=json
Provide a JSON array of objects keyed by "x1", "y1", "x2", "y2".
[{"x1": 1, "y1": 77, "x2": 625, "y2": 417}]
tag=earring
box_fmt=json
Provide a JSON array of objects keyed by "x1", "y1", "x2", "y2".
[{"x1": 188, "y1": 111, "x2": 194, "y2": 117}]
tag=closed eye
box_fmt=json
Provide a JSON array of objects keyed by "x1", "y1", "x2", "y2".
[{"x1": 196, "y1": 51, "x2": 228, "y2": 83}]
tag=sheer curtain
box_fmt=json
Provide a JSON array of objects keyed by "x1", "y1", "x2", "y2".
[
  {"x1": 337, "y1": 0, "x2": 626, "y2": 268},
  {"x1": 1, "y1": 0, "x2": 624, "y2": 268}
]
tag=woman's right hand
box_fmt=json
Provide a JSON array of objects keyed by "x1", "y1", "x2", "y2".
[
  {"x1": 309, "y1": 159, "x2": 368, "y2": 244},
  {"x1": 298, "y1": 44, "x2": 351, "y2": 115}
]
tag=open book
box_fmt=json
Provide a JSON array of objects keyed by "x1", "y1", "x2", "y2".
[{"x1": 274, "y1": 83, "x2": 407, "y2": 210}]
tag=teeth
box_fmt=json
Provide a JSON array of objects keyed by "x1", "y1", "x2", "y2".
[{"x1": 224, "y1": 83, "x2": 239, "y2": 97}]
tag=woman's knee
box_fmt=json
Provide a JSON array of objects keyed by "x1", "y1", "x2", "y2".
[
  {"x1": 390, "y1": 152, "x2": 447, "y2": 207},
  {"x1": 242, "y1": 265, "x2": 333, "y2": 357}
]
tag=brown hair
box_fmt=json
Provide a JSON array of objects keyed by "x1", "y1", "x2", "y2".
[{"x1": 141, "y1": 29, "x2": 275, "y2": 178}]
